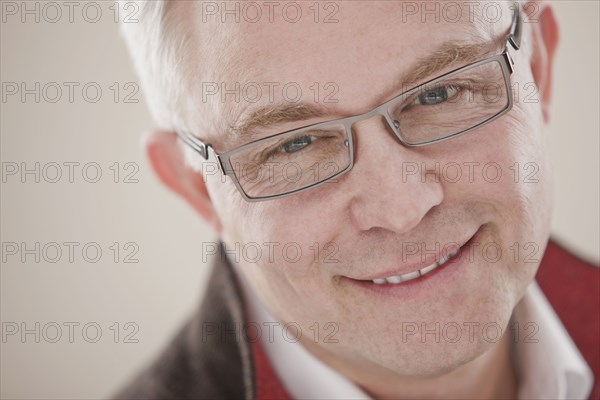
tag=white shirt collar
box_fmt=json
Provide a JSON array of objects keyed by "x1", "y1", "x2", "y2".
[
  {"x1": 231, "y1": 258, "x2": 593, "y2": 399},
  {"x1": 511, "y1": 282, "x2": 594, "y2": 400}
]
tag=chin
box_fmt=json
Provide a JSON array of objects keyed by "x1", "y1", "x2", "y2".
[{"x1": 326, "y1": 271, "x2": 518, "y2": 378}]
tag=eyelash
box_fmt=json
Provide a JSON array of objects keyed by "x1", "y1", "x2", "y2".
[
  {"x1": 401, "y1": 82, "x2": 471, "y2": 111},
  {"x1": 258, "y1": 132, "x2": 335, "y2": 162}
]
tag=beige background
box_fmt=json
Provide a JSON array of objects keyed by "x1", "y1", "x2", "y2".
[{"x1": 1, "y1": 1, "x2": 598, "y2": 399}]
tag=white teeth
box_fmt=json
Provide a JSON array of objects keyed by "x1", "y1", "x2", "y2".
[
  {"x1": 400, "y1": 270, "x2": 421, "y2": 282},
  {"x1": 371, "y1": 250, "x2": 458, "y2": 284},
  {"x1": 437, "y1": 254, "x2": 451, "y2": 266},
  {"x1": 419, "y1": 262, "x2": 438, "y2": 275}
]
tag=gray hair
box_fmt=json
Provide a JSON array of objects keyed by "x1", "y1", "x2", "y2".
[
  {"x1": 119, "y1": 1, "x2": 190, "y2": 130},
  {"x1": 120, "y1": 1, "x2": 533, "y2": 141}
]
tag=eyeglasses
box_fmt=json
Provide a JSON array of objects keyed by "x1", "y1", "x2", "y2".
[{"x1": 177, "y1": 6, "x2": 522, "y2": 202}]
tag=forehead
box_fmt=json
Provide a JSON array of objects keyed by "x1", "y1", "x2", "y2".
[{"x1": 180, "y1": 0, "x2": 511, "y2": 143}]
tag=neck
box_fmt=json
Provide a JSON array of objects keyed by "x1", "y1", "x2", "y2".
[{"x1": 303, "y1": 331, "x2": 518, "y2": 400}]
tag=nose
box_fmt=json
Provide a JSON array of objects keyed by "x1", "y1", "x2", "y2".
[{"x1": 344, "y1": 116, "x2": 444, "y2": 234}]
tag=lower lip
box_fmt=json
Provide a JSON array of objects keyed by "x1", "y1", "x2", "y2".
[{"x1": 342, "y1": 227, "x2": 483, "y2": 299}]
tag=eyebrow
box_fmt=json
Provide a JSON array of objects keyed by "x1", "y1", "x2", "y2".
[
  {"x1": 228, "y1": 41, "x2": 496, "y2": 144},
  {"x1": 228, "y1": 102, "x2": 331, "y2": 144},
  {"x1": 393, "y1": 41, "x2": 495, "y2": 97}
]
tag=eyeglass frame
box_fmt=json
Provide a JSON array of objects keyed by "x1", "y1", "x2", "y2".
[{"x1": 177, "y1": 5, "x2": 522, "y2": 202}]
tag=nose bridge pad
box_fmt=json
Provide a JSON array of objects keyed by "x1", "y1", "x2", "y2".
[
  {"x1": 376, "y1": 110, "x2": 399, "y2": 139},
  {"x1": 382, "y1": 113, "x2": 405, "y2": 146},
  {"x1": 349, "y1": 114, "x2": 407, "y2": 166},
  {"x1": 351, "y1": 113, "x2": 405, "y2": 149}
]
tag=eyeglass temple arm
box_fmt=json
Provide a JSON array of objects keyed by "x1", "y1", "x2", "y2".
[
  {"x1": 175, "y1": 130, "x2": 210, "y2": 160},
  {"x1": 508, "y1": 4, "x2": 522, "y2": 51},
  {"x1": 504, "y1": 4, "x2": 522, "y2": 73}
]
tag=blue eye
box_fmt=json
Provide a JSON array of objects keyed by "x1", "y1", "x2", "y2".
[
  {"x1": 417, "y1": 85, "x2": 459, "y2": 105},
  {"x1": 281, "y1": 135, "x2": 315, "y2": 153}
]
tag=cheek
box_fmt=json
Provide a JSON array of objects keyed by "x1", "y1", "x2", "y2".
[
  {"x1": 442, "y1": 76, "x2": 551, "y2": 227},
  {"x1": 209, "y1": 177, "x2": 353, "y2": 321},
  {"x1": 207, "y1": 174, "x2": 341, "y2": 279},
  {"x1": 215, "y1": 174, "x2": 344, "y2": 257},
  {"x1": 440, "y1": 86, "x2": 552, "y2": 292},
  {"x1": 488, "y1": 88, "x2": 552, "y2": 231}
]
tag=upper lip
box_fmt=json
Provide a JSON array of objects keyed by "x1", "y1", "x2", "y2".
[{"x1": 350, "y1": 228, "x2": 479, "y2": 281}]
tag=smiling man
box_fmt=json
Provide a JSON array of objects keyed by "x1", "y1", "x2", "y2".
[{"x1": 115, "y1": 1, "x2": 598, "y2": 399}]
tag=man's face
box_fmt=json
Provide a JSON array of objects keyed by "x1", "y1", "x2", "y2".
[{"x1": 182, "y1": 1, "x2": 552, "y2": 377}]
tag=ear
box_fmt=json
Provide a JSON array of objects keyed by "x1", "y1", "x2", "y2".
[
  {"x1": 143, "y1": 129, "x2": 222, "y2": 233},
  {"x1": 526, "y1": 1, "x2": 559, "y2": 122}
]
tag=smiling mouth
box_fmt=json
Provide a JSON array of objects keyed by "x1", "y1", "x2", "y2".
[{"x1": 370, "y1": 248, "x2": 460, "y2": 285}]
